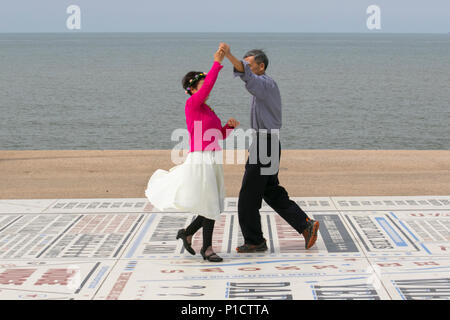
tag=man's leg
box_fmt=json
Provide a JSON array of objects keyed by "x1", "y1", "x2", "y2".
[
  {"x1": 263, "y1": 142, "x2": 320, "y2": 250},
  {"x1": 264, "y1": 180, "x2": 319, "y2": 250},
  {"x1": 263, "y1": 174, "x2": 309, "y2": 234},
  {"x1": 237, "y1": 159, "x2": 270, "y2": 246}
]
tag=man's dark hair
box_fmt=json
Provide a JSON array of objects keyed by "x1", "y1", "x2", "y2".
[{"x1": 243, "y1": 49, "x2": 269, "y2": 70}]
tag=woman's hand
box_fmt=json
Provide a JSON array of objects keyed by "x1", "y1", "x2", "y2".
[
  {"x1": 219, "y1": 42, "x2": 230, "y2": 56},
  {"x1": 214, "y1": 47, "x2": 226, "y2": 63},
  {"x1": 219, "y1": 42, "x2": 244, "y2": 73},
  {"x1": 227, "y1": 117, "x2": 240, "y2": 128}
]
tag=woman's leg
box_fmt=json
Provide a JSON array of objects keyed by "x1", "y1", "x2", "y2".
[
  {"x1": 201, "y1": 217, "x2": 215, "y2": 255},
  {"x1": 185, "y1": 215, "x2": 221, "y2": 260},
  {"x1": 185, "y1": 215, "x2": 204, "y2": 243}
]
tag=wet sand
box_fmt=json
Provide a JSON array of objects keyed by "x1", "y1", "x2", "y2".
[{"x1": 0, "y1": 150, "x2": 449, "y2": 199}]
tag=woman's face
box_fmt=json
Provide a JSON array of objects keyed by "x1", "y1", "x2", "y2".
[
  {"x1": 191, "y1": 79, "x2": 210, "y2": 101},
  {"x1": 191, "y1": 79, "x2": 204, "y2": 94}
]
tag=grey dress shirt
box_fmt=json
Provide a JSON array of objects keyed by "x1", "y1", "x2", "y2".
[{"x1": 234, "y1": 60, "x2": 282, "y2": 131}]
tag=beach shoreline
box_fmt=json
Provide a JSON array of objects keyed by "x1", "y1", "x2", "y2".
[{"x1": 1, "y1": 149, "x2": 449, "y2": 199}]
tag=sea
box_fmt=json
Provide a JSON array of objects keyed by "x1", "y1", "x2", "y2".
[{"x1": 0, "y1": 33, "x2": 449, "y2": 150}]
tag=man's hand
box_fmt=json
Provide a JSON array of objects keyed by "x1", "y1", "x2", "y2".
[
  {"x1": 219, "y1": 42, "x2": 231, "y2": 56},
  {"x1": 227, "y1": 117, "x2": 240, "y2": 128},
  {"x1": 219, "y1": 42, "x2": 244, "y2": 73}
]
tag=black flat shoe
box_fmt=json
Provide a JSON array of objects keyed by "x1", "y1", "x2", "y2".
[
  {"x1": 200, "y1": 248, "x2": 223, "y2": 262},
  {"x1": 176, "y1": 229, "x2": 196, "y2": 255}
]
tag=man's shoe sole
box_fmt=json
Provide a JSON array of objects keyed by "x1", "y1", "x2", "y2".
[
  {"x1": 236, "y1": 244, "x2": 268, "y2": 253},
  {"x1": 305, "y1": 221, "x2": 320, "y2": 250},
  {"x1": 236, "y1": 247, "x2": 268, "y2": 253}
]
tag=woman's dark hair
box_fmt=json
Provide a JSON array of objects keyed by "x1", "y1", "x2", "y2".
[
  {"x1": 182, "y1": 71, "x2": 204, "y2": 96},
  {"x1": 243, "y1": 49, "x2": 269, "y2": 70}
]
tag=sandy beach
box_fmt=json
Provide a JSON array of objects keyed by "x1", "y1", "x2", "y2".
[{"x1": 0, "y1": 150, "x2": 449, "y2": 199}]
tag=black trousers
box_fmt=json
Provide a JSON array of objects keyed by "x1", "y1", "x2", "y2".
[
  {"x1": 238, "y1": 132, "x2": 309, "y2": 245},
  {"x1": 185, "y1": 215, "x2": 215, "y2": 250}
]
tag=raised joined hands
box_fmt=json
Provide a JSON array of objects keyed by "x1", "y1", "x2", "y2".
[
  {"x1": 214, "y1": 47, "x2": 226, "y2": 63},
  {"x1": 219, "y1": 42, "x2": 230, "y2": 56}
]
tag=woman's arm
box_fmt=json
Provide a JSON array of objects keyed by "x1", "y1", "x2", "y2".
[
  {"x1": 220, "y1": 117, "x2": 239, "y2": 140},
  {"x1": 221, "y1": 123, "x2": 233, "y2": 140},
  {"x1": 187, "y1": 49, "x2": 225, "y2": 108}
]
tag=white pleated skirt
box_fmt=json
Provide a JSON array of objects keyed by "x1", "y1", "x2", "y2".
[{"x1": 145, "y1": 150, "x2": 225, "y2": 221}]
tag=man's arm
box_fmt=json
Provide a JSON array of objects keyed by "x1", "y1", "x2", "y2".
[
  {"x1": 220, "y1": 42, "x2": 244, "y2": 73},
  {"x1": 226, "y1": 51, "x2": 244, "y2": 73},
  {"x1": 233, "y1": 60, "x2": 269, "y2": 99},
  {"x1": 220, "y1": 42, "x2": 270, "y2": 99}
]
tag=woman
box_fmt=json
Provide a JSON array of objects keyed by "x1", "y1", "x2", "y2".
[{"x1": 145, "y1": 46, "x2": 239, "y2": 262}]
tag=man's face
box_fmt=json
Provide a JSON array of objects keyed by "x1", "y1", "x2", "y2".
[{"x1": 244, "y1": 56, "x2": 265, "y2": 76}]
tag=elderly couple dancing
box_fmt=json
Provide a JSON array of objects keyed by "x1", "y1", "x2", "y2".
[{"x1": 145, "y1": 43, "x2": 319, "y2": 262}]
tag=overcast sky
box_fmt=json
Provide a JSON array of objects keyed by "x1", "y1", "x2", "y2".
[{"x1": 0, "y1": 0, "x2": 449, "y2": 33}]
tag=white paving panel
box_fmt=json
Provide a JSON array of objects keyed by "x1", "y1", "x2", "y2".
[
  {"x1": 0, "y1": 213, "x2": 145, "y2": 259},
  {"x1": 0, "y1": 197, "x2": 448, "y2": 300},
  {"x1": 93, "y1": 258, "x2": 390, "y2": 300},
  {"x1": 366, "y1": 256, "x2": 450, "y2": 300},
  {"x1": 225, "y1": 197, "x2": 337, "y2": 212},
  {"x1": 0, "y1": 259, "x2": 116, "y2": 300},
  {"x1": 331, "y1": 196, "x2": 450, "y2": 211},
  {"x1": 0, "y1": 200, "x2": 57, "y2": 214},
  {"x1": 342, "y1": 210, "x2": 450, "y2": 257},
  {"x1": 43, "y1": 198, "x2": 154, "y2": 213},
  {"x1": 123, "y1": 212, "x2": 365, "y2": 260}
]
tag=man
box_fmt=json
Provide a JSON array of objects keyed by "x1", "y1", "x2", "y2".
[{"x1": 220, "y1": 43, "x2": 319, "y2": 252}]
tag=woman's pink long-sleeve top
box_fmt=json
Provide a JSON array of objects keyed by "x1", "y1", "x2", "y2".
[{"x1": 185, "y1": 61, "x2": 233, "y2": 153}]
